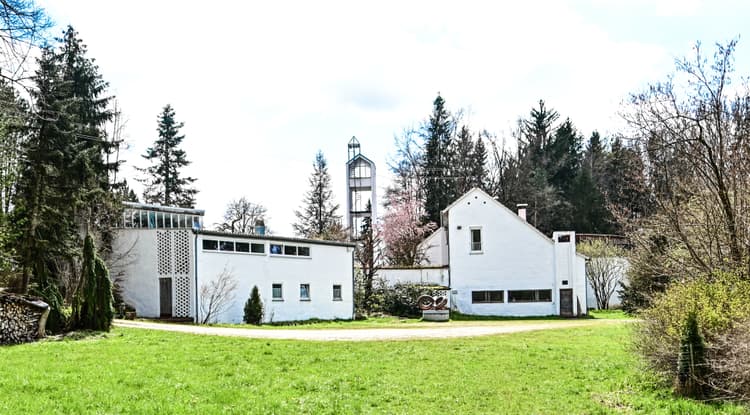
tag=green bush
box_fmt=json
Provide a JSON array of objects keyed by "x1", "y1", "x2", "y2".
[
  {"x1": 243, "y1": 285, "x2": 263, "y2": 325},
  {"x1": 635, "y1": 271, "x2": 750, "y2": 395}
]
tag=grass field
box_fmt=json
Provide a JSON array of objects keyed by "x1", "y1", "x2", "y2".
[{"x1": 0, "y1": 323, "x2": 745, "y2": 414}]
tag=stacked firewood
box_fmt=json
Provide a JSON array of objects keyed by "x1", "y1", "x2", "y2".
[{"x1": 0, "y1": 293, "x2": 50, "y2": 345}]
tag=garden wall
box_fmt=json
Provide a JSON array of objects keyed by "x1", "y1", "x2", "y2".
[{"x1": 0, "y1": 292, "x2": 50, "y2": 344}]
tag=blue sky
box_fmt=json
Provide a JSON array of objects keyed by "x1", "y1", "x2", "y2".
[{"x1": 39, "y1": 0, "x2": 750, "y2": 235}]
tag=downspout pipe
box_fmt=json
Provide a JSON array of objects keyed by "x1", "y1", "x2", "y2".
[{"x1": 193, "y1": 231, "x2": 200, "y2": 324}]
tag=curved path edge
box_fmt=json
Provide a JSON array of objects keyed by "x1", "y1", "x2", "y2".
[{"x1": 113, "y1": 319, "x2": 627, "y2": 342}]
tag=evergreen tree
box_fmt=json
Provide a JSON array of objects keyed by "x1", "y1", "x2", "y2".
[
  {"x1": 72, "y1": 233, "x2": 114, "y2": 331},
  {"x1": 293, "y1": 151, "x2": 343, "y2": 240},
  {"x1": 139, "y1": 104, "x2": 197, "y2": 208},
  {"x1": 570, "y1": 132, "x2": 614, "y2": 233},
  {"x1": 676, "y1": 311, "x2": 706, "y2": 398},
  {"x1": 452, "y1": 125, "x2": 475, "y2": 196},
  {"x1": 422, "y1": 95, "x2": 455, "y2": 224},
  {"x1": 471, "y1": 133, "x2": 488, "y2": 190},
  {"x1": 605, "y1": 138, "x2": 651, "y2": 228},
  {"x1": 243, "y1": 285, "x2": 263, "y2": 325}
]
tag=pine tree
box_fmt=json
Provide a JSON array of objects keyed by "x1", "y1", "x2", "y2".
[
  {"x1": 471, "y1": 133, "x2": 488, "y2": 190},
  {"x1": 422, "y1": 94, "x2": 455, "y2": 224},
  {"x1": 452, "y1": 125, "x2": 475, "y2": 196},
  {"x1": 73, "y1": 233, "x2": 114, "y2": 331},
  {"x1": 139, "y1": 105, "x2": 197, "y2": 208},
  {"x1": 606, "y1": 138, "x2": 651, "y2": 228},
  {"x1": 293, "y1": 151, "x2": 343, "y2": 240},
  {"x1": 243, "y1": 285, "x2": 263, "y2": 325},
  {"x1": 570, "y1": 132, "x2": 614, "y2": 233}
]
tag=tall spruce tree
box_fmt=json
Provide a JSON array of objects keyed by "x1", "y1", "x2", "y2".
[
  {"x1": 570, "y1": 132, "x2": 614, "y2": 233},
  {"x1": 471, "y1": 133, "x2": 488, "y2": 190},
  {"x1": 422, "y1": 94, "x2": 455, "y2": 224},
  {"x1": 293, "y1": 151, "x2": 343, "y2": 240},
  {"x1": 606, "y1": 138, "x2": 650, "y2": 228},
  {"x1": 139, "y1": 105, "x2": 197, "y2": 208},
  {"x1": 13, "y1": 28, "x2": 117, "y2": 332}
]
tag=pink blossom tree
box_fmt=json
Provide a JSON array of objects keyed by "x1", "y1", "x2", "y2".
[{"x1": 381, "y1": 190, "x2": 437, "y2": 266}]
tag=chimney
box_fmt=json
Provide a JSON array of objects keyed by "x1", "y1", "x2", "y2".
[
  {"x1": 254, "y1": 219, "x2": 266, "y2": 236},
  {"x1": 516, "y1": 203, "x2": 528, "y2": 222}
]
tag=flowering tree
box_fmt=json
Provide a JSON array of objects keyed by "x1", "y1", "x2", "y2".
[{"x1": 381, "y1": 190, "x2": 437, "y2": 266}]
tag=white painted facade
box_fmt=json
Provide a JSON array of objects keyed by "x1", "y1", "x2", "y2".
[
  {"x1": 377, "y1": 188, "x2": 588, "y2": 317},
  {"x1": 113, "y1": 203, "x2": 355, "y2": 324}
]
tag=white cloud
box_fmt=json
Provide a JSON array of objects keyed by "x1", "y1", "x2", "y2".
[{"x1": 38, "y1": 0, "x2": 710, "y2": 235}]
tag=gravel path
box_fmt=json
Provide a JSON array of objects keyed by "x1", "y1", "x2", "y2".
[{"x1": 114, "y1": 319, "x2": 619, "y2": 341}]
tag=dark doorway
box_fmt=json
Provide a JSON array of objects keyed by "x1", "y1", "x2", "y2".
[
  {"x1": 159, "y1": 278, "x2": 173, "y2": 318},
  {"x1": 559, "y1": 289, "x2": 573, "y2": 317}
]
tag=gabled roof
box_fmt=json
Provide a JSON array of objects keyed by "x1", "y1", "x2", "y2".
[
  {"x1": 346, "y1": 153, "x2": 375, "y2": 166},
  {"x1": 441, "y1": 188, "x2": 587, "y2": 258}
]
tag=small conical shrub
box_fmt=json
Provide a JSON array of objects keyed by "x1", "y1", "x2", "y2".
[
  {"x1": 676, "y1": 311, "x2": 706, "y2": 398},
  {"x1": 243, "y1": 285, "x2": 263, "y2": 325},
  {"x1": 73, "y1": 234, "x2": 114, "y2": 331}
]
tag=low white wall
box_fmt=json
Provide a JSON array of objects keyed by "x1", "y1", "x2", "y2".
[
  {"x1": 113, "y1": 229, "x2": 161, "y2": 318},
  {"x1": 376, "y1": 267, "x2": 449, "y2": 287}
]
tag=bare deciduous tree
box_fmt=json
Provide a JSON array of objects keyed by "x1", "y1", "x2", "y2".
[
  {"x1": 215, "y1": 197, "x2": 268, "y2": 234},
  {"x1": 578, "y1": 239, "x2": 626, "y2": 310},
  {"x1": 199, "y1": 266, "x2": 238, "y2": 324},
  {"x1": 0, "y1": 0, "x2": 51, "y2": 86},
  {"x1": 623, "y1": 39, "x2": 750, "y2": 282}
]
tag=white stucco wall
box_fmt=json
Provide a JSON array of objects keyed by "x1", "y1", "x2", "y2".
[
  {"x1": 419, "y1": 228, "x2": 448, "y2": 266},
  {"x1": 195, "y1": 234, "x2": 354, "y2": 324},
  {"x1": 445, "y1": 189, "x2": 587, "y2": 316},
  {"x1": 376, "y1": 267, "x2": 449, "y2": 287},
  {"x1": 113, "y1": 229, "x2": 161, "y2": 318}
]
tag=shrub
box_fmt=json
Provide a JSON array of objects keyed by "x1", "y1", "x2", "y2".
[
  {"x1": 706, "y1": 319, "x2": 750, "y2": 401},
  {"x1": 675, "y1": 312, "x2": 706, "y2": 398},
  {"x1": 635, "y1": 271, "x2": 750, "y2": 398},
  {"x1": 243, "y1": 285, "x2": 263, "y2": 325}
]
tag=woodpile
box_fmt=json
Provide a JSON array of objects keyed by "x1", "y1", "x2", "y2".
[{"x1": 0, "y1": 292, "x2": 50, "y2": 345}]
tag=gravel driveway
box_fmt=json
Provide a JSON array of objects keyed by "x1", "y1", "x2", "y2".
[{"x1": 114, "y1": 319, "x2": 619, "y2": 341}]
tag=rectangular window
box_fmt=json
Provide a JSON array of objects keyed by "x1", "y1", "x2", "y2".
[
  {"x1": 272, "y1": 283, "x2": 283, "y2": 301},
  {"x1": 156, "y1": 212, "x2": 165, "y2": 228},
  {"x1": 333, "y1": 284, "x2": 342, "y2": 301},
  {"x1": 219, "y1": 241, "x2": 235, "y2": 252},
  {"x1": 251, "y1": 243, "x2": 265, "y2": 254},
  {"x1": 284, "y1": 245, "x2": 298, "y2": 256},
  {"x1": 235, "y1": 242, "x2": 250, "y2": 253},
  {"x1": 471, "y1": 290, "x2": 504, "y2": 303},
  {"x1": 270, "y1": 244, "x2": 283, "y2": 255},
  {"x1": 471, "y1": 228, "x2": 482, "y2": 252},
  {"x1": 557, "y1": 234, "x2": 571, "y2": 243},
  {"x1": 300, "y1": 284, "x2": 310, "y2": 301},
  {"x1": 148, "y1": 211, "x2": 156, "y2": 229},
  {"x1": 202, "y1": 239, "x2": 218, "y2": 250},
  {"x1": 297, "y1": 246, "x2": 310, "y2": 257},
  {"x1": 508, "y1": 289, "x2": 553, "y2": 303}
]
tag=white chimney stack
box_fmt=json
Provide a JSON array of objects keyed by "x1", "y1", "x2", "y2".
[{"x1": 517, "y1": 203, "x2": 528, "y2": 221}]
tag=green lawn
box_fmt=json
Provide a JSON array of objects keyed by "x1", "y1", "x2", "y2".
[{"x1": 0, "y1": 324, "x2": 744, "y2": 414}]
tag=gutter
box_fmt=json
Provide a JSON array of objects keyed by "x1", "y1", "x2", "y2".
[{"x1": 194, "y1": 232, "x2": 200, "y2": 324}]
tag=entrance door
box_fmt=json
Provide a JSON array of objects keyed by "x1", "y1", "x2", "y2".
[
  {"x1": 159, "y1": 278, "x2": 173, "y2": 318},
  {"x1": 559, "y1": 289, "x2": 573, "y2": 317}
]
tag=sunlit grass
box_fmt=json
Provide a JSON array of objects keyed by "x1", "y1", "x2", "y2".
[{"x1": 0, "y1": 323, "x2": 743, "y2": 414}]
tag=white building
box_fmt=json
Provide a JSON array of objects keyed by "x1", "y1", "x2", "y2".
[
  {"x1": 380, "y1": 188, "x2": 588, "y2": 317},
  {"x1": 114, "y1": 202, "x2": 355, "y2": 324}
]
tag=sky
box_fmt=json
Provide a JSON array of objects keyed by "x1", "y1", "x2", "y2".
[{"x1": 38, "y1": 0, "x2": 750, "y2": 236}]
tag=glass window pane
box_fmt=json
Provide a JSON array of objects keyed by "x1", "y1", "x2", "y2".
[
  {"x1": 272, "y1": 284, "x2": 282, "y2": 300},
  {"x1": 333, "y1": 285, "x2": 342, "y2": 300},
  {"x1": 300, "y1": 284, "x2": 310, "y2": 300},
  {"x1": 489, "y1": 291, "x2": 504, "y2": 302},
  {"x1": 538, "y1": 290, "x2": 552, "y2": 302},
  {"x1": 472, "y1": 291, "x2": 486, "y2": 303},
  {"x1": 251, "y1": 243, "x2": 265, "y2": 254},
  {"x1": 236, "y1": 242, "x2": 250, "y2": 252},
  {"x1": 284, "y1": 245, "x2": 297, "y2": 255},
  {"x1": 219, "y1": 241, "x2": 234, "y2": 251},
  {"x1": 202, "y1": 239, "x2": 218, "y2": 250},
  {"x1": 270, "y1": 244, "x2": 282, "y2": 255},
  {"x1": 297, "y1": 247, "x2": 310, "y2": 256}
]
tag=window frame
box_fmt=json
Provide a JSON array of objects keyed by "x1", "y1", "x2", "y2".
[
  {"x1": 470, "y1": 227, "x2": 482, "y2": 253},
  {"x1": 202, "y1": 239, "x2": 219, "y2": 251},
  {"x1": 471, "y1": 290, "x2": 504, "y2": 303},
  {"x1": 272, "y1": 283, "x2": 283, "y2": 301},
  {"x1": 332, "y1": 284, "x2": 342, "y2": 301},
  {"x1": 507, "y1": 289, "x2": 553, "y2": 303},
  {"x1": 299, "y1": 283, "x2": 311, "y2": 301}
]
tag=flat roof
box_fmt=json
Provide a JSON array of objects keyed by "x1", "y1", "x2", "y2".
[
  {"x1": 194, "y1": 229, "x2": 356, "y2": 248},
  {"x1": 123, "y1": 201, "x2": 205, "y2": 216}
]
